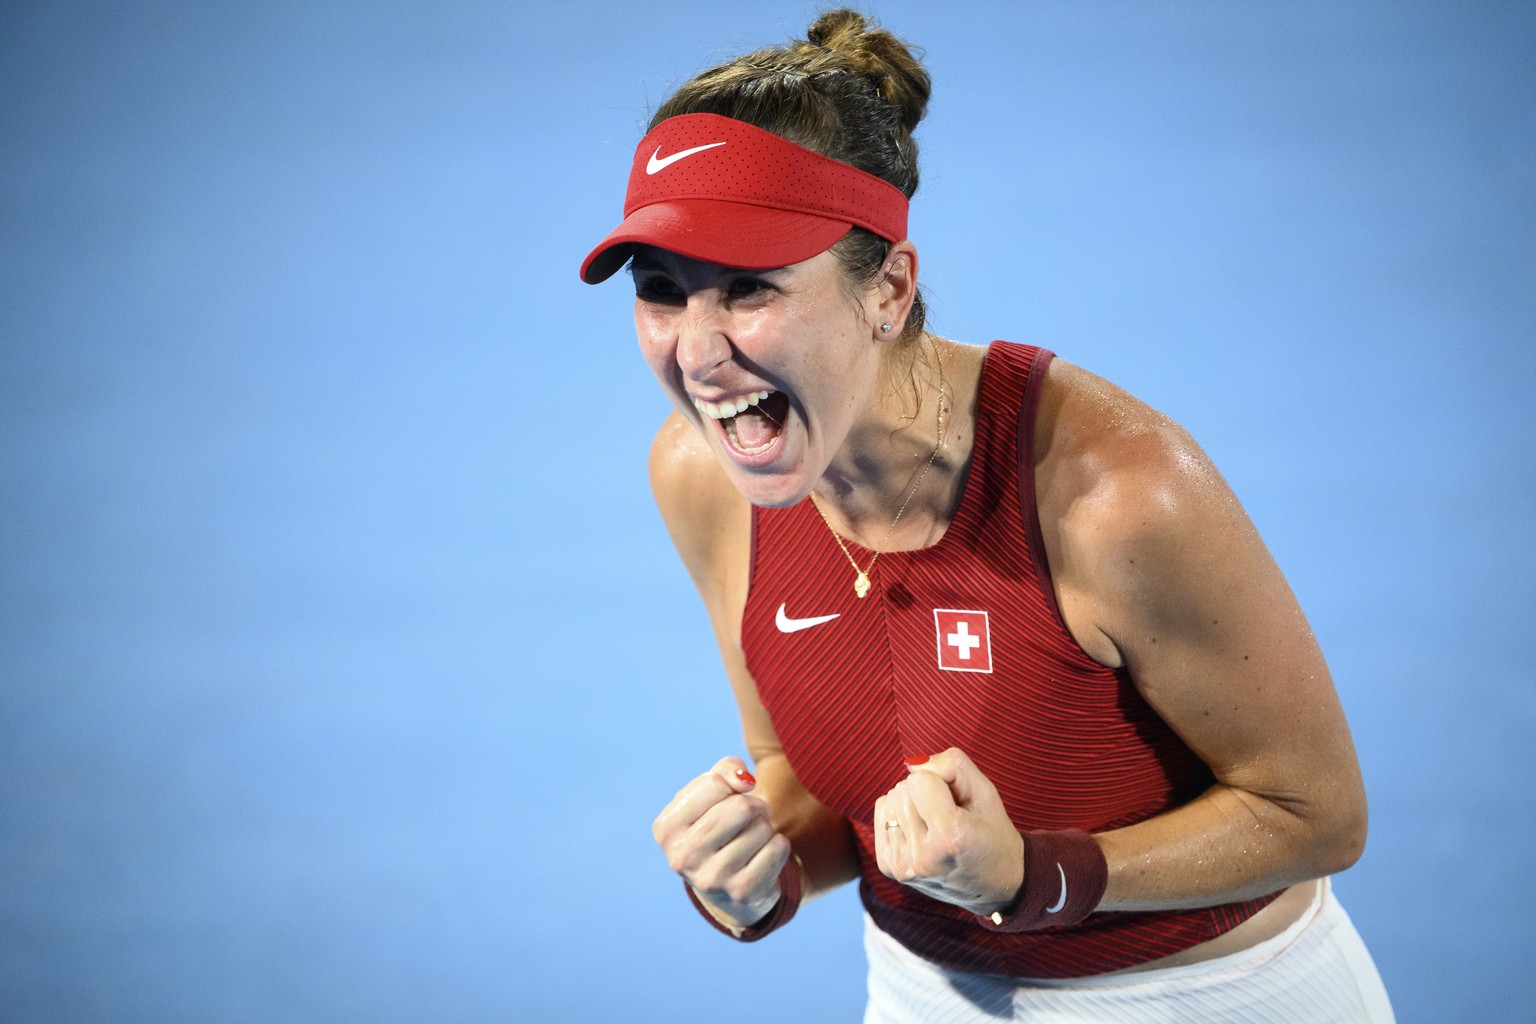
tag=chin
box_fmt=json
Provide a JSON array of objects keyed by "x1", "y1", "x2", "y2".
[
  {"x1": 746, "y1": 489, "x2": 807, "y2": 510},
  {"x1": 723, "y1": 464, "x2": 811, "y2": 510}
]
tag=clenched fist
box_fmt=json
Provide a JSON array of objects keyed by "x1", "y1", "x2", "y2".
[
  {"x1": 873, "y1": 748, "x2": 1025, "y2": 916},
  {"x1": 653, "y1": 756, "x2": 792, "y2": 929}
]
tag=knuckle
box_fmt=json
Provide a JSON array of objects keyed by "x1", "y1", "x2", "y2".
[
  {"x1": 723, "y1": 875, "x2": 762, "y2": 905},
  {"x1": 691, "y1": 862, "x2": 726, "y2": 894},
  {"x1": 928, "y1": 837, "x2": 962, "y2": 868},
  {"x1": 715, "y1": 794, "x2": 753, "y2": 830},
  {"x1": 661, "y1": 837, "x2": 692, "y2": 873},
  {"x1": 652, "y1": 810, "x2": 679, "y2": 845}
]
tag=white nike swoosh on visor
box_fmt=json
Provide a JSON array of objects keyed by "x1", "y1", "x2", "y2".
[
  {"x1": 646, "y1": 141, "x2": 727, "y2": 175},
  {"x1": 1046, "y1": 863, "x2": 1068, "y2": 914},
  {"x1": 775, "y1": 603, "x2": 841, "y2": 634}
]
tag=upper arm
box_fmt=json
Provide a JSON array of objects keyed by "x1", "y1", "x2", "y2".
[
  {"x1": 1043, "y1": 369, "x2": 1364, "y2": 822},
  {"x1": 648, "y1": 412, "x2": 781, "y2": 763}
]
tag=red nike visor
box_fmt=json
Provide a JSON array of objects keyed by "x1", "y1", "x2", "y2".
[{"x1": 580, "y1": 113, "x2": 910, "y2": 284}]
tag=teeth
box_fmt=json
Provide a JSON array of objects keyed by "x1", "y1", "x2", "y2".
[{"x1": 693, "y1": 390, "x2": 772, "y2": 420}]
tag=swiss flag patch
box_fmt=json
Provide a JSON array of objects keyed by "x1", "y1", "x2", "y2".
[{"x1": 934, "y1": 609, "x2": 993, "y2": 673}]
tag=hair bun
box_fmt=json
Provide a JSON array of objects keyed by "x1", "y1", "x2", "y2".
[{"x1": 806, "y1": 9, "x2": 930, "y2": 132}]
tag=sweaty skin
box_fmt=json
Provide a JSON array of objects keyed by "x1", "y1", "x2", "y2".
[{"x1": 646, "y1": 249, "x2": 1365, "y2": 970}]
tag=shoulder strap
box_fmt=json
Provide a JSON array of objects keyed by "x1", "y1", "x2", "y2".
[{"x1": 1012, "y1": 344, "x2": 1064, "y2": 624}]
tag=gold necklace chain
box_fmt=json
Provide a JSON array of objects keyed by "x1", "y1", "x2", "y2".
[{"x1": 809, "y1": 338, "x2": 949, "y2": 600}]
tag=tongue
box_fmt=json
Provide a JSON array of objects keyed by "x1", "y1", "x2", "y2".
[{"x1": 730, "y1": 406, "x2": 780, "y2": 451}]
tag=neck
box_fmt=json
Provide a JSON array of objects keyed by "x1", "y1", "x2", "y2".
[{"x1": 812, "y1": 335, "x2": 964, "y2": 551}]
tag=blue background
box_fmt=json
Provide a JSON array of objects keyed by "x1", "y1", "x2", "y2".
[{"x1": 3, "y1": 2, "x2": 1531, "y2": 1020}]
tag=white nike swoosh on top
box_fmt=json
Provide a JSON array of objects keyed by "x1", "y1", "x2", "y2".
[
  {"x1": 1045, "y1": 863, "x2": 1068, "y2": 914},
  {"x1": 646, "y1": 141, "x2": 727, "y2": 174},
  {"x1": 775, "y1": 603, "x2": 841, "y2": 634}
]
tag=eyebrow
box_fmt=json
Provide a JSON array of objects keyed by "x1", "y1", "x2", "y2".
[{"x1": 628, "y1": 253, "x2": 790, "y2": 279}]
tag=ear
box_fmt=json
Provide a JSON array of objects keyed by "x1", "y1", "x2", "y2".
[{"x1": 866, "y1": 241, "x2": 920, "y2": 341}]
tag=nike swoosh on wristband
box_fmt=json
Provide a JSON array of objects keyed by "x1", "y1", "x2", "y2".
[
  {"x1": 646, "y1": 141, "x2": 727, "y2": 174},
  {"x1": 1046, "y1": 863, "x2": 1068, "y2": 914},
  {"x1": 775, "y1": 603, "x2": 841, "y2": 634}
]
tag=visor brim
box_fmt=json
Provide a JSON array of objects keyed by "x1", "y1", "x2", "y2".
[{"x1": 580, "y1": 199, "x2": 854, "y2": 284}]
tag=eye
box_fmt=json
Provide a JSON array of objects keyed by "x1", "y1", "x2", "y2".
[
  {"x1": 633, "y1": 273, "x2": 684, "y2": 304},
  {"x1": 727, "y1": 276, "x2": 771, "y2": 299}
]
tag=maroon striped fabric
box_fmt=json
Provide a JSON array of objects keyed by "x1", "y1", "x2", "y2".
[{"x1": 742, "y1": 341, "x2": 1278, "y2": 978}]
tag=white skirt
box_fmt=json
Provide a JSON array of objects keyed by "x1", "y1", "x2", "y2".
[{"x1": 864, "y1": 880, "x2": 1394, "y2": 1023}]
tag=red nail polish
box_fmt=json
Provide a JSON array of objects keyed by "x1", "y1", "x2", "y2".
[
  {"x1": 905, "y1": 754, "x2": 930, "y2": 767},
  {"x1": 734, "y1": 768, "x2": 756, "y2": 785}
]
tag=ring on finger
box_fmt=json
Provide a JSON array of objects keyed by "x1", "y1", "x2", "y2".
[{"x1": 884, "y1": 819, "x2": 901, "y2": 830}]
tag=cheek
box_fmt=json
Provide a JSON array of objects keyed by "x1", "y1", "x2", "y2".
[
  {"x1": 635, "y1": 332, "x2": 696, "y2": 414},
  {"x1": 633, "y1": 314, "x2": 674, "y2": 374}
]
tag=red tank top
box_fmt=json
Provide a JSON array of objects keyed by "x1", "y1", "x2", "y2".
[{"x1": 742, "y1": 341, "x2": 1278, "y2": 978}]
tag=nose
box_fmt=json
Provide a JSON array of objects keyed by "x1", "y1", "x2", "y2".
[{"x1": 675, "y1": 294, "x2": 733, "y2": 379}]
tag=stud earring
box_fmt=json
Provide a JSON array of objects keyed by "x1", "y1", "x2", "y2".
[{"x1": 880, "y1": 323, "x2": 893, "y2": 334}]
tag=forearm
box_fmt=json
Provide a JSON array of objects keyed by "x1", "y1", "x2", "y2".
[
  {"x1": 754, "y1": 751, "x2": 858, "y2": 900},
  {"x1": 1093, "y1": 782, "x2": 1366, "y2": 912}
]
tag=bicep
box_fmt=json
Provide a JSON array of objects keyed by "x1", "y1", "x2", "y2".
[{"x1": 1091, "y1": 457, "x2": 1359, "y2": 805}]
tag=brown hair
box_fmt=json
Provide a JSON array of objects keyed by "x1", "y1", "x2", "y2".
[{"x1": 651, "y1": 9, "x2": 932, "y2": 345}]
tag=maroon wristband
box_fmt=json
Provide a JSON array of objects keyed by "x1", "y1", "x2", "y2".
[
  {"x1": 977, "y1": 829, "x2": 1107, "y2": 933},
  {"x1": 684, "y1": 855, "x2": 803, "y2": 942}
]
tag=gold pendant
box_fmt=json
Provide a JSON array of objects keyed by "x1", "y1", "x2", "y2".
[{"x1": 854, "y1": 572, "x2": 871, "y2": 599}]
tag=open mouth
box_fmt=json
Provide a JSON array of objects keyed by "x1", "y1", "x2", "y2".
[{"x1": 693, "y1": 390, "x2": 791, "y2": 456}]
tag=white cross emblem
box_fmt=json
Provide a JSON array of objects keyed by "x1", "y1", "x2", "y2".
[
  {"x1": 933, "y1": 609, "x2": 992, "y2": 673},
  {"x1": 947, "y1": 621, "x2": 981, "y2": 660}
]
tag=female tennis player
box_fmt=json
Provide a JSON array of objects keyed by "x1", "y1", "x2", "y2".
[{"x1": 581, "y1": 10, "x2": 1394, "y2": 1022}]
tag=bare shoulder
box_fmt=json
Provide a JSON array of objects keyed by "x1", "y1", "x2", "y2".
[
  {"x1": 1036, "y1": 359, "x2": 1229, "y2": 523},
  {"x1": 648, "y1": 411, "x2": 752, "y2": 604},
  {"x1": 1034, "y1": 359, "x2": 1268, "y2": 666}
]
